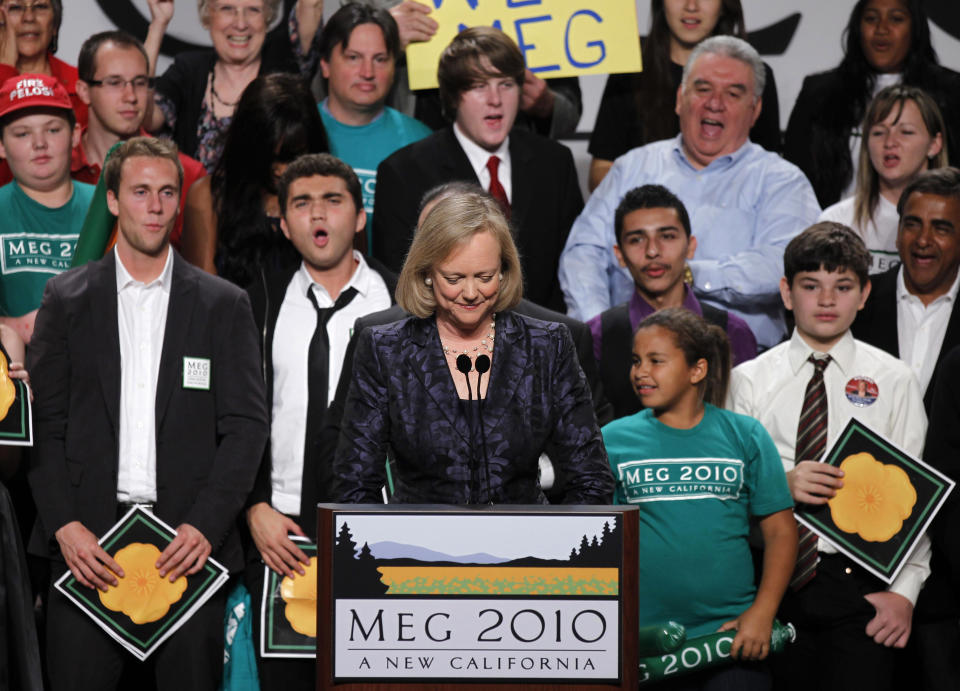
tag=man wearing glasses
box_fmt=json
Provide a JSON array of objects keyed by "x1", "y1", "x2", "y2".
[{"x1": 73, "y1": 31, "x2": 207, "y2": 250}]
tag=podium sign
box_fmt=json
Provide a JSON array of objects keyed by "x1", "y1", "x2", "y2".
[{"x1": 317, "y1": 505, "x2": 638, "y2": 690}]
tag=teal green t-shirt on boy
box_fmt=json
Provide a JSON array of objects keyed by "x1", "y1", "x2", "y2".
[
  {"x1": 0, "y1": 180, "x2": 95, "y2": 317},
  {"x1": 319, "y1": 104, "x2": 431, "y2": 250},
  {"x1": 602, "y1": 404, "x2": 793, "y2": 637}
]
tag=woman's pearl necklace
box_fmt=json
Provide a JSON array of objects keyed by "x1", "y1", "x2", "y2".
[{"x1": 441, "y1": 317, "x2": 496, "y2": 355}]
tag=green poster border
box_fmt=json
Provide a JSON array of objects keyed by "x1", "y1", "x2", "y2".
[
  {"x1": 62, "y1": 511, "x2": 222, "y2": 650},
  {"x1": 0, "y1": 380, "x2": 29, "y2": 440},
  {"x1": 265, "y1": 541, "x2": 318, "y2": 653},
  {"x1": 799, "y1": 419, "x2": 951, "y2": 576}
]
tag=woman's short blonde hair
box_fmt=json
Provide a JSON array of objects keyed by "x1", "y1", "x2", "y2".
[
  {"x1": 198, "y1": 0, "x2": 281, "y2": 29},
  {"x1": 397, "y1": 192, "x2": 523, "y2": 318}
]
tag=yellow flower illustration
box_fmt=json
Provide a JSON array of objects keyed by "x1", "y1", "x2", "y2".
[
  {"x1": 281, "y1": 557, "x2": 317, "y2": 637},
  {"x1": 828, "y1": 453, "x2": 917, "y2": 542},
  {"x1": 0, "y1": 357, "x2": 16, "y2": 420},
  {"x1": 98, "y1": 543, "x2": 188, "y2": 624}
]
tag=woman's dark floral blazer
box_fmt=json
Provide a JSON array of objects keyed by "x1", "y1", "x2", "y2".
[{"x1": 334, "y1": 311, "x2": 614, "y2": 505}]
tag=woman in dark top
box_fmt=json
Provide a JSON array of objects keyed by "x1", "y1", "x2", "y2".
[
  {"x1": 181, "y1": 73, "x2": 328, "y2": 287},
  {"x1": 784, "y1": 0, "x2": 960, "y2": 208},
  {"x1": 334, "y1": 191, "x2": 613, "y2": 506},
  {"x1": 588, "y1": 0, "x2": 780, "y2": 191}
]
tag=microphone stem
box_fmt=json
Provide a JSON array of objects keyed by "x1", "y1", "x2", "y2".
[{"x1": 477, "y1": 369, "x2": 492, "y2": 505}]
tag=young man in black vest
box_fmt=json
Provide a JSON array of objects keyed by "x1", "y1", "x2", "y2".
[{"x1": 587, "y1": 184, "x2": 757, "y2": 420}]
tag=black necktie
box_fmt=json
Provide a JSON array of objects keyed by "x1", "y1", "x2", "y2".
[{"x1": 305, "y1": 285, "x2": 358, "y2": 429}]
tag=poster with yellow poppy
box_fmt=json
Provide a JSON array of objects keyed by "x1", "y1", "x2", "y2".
[
  {"x1": 0, "y1": 349, "x2": 31, "y2": 446},
  {"x1": 261, "y1": 538, "x2": 318, "y2": 658},
  {"x1": 796, "y1": 419, "x2": 955, "y2": 584},
  {"x1": 53, "y1": 506, "x2": 230, "y2": 660}
]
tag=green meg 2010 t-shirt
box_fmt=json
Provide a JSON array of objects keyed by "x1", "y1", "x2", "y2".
[
  {"x1": 602, "y1": 403, "x2": 793, "y2": 637},
  {"x1": 0, "y1": 180, "x2": 95, "y2": 317}
]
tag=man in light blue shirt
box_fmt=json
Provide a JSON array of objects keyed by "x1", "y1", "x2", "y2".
[{"x1": 560, "y1": 36, "x2": 820, "y2": 348}]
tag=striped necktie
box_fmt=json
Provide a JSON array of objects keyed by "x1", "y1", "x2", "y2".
[{"x1": 790, "y1": 354, "x2": 832, "y2": 590}]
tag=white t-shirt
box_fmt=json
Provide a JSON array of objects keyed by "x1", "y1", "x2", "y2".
[{"x1": 819, "y1": 194, "x2": 901, "y2": 274}]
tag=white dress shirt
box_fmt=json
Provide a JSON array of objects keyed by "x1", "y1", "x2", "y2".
[
  {"x1": 453, "y1": 122, "x2": 512, "y2": 203},
  {"x1": 269, "y1": 254, "x2": 391, "y2": 515},
  {"x1": 116, "y1": 247, "x2": 173, "y2": 503},
  {"x1": 728, "y1": 329, "x2": 930, "y2": 603},
  {"x1": 897, "y1": 267, "x2": 960, "y2": 395}
]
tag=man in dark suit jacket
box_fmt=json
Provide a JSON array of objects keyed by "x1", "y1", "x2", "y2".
[
  {"x1": 851, "y1": 168, "x2": 960, "y2": 412},
  {"x1": 27, "y1": 138, "x2": 268, "y2": 690},
  {"x1": 371, "y1": 26, "x2": 583, "y2": 312},
  {"x1": 851, "y1": 168, "x2": 960, "y2": 690},
  {"x1": 243, "y1": 154, "x2": 396, "y2": 690}
]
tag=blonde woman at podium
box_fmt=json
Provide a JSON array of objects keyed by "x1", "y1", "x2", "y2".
[{"x1": 334, "y1": 191, "x2": 614, "y2": 505}]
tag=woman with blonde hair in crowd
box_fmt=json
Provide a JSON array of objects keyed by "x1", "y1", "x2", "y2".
[{"x1": 820, "y1": 84, "x2": 946, "y2": 274}]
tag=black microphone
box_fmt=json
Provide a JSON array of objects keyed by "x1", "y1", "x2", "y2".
[
  {"x1": 456, "y1": 354, "x2": 477, "y2": 502},
  {"x1": 474, "y1": 355, "x2": 492, "y2": 504},
  {"x1": 475, "y1": 355, "x2": 490, "y2": 375}
]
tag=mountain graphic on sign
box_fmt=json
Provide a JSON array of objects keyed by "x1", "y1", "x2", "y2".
[
  {"x1": 334, "y1": 516, "x2": 622, "y2": 597},
  {"x1": 368, "y1": 542, "x2": 506, "y2": 564}
]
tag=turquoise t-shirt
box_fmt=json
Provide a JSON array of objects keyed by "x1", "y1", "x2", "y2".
[
  {"x1": 0, "y1": 180, "x2": 95, "y2": 317},
  {"x1": 602, "y1": 404, "x2": 793, "y2": 637},
  {"x1": 319, "y1": 104, "x2": 432, "y2": 249}
]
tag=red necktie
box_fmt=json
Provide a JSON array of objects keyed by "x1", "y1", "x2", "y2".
[
  {"x1": 486, "y1": 155, "x2": 510, "y2": 218},
  {"x1": 790, "y1": 354, "x2": 832, "y2": 590}
]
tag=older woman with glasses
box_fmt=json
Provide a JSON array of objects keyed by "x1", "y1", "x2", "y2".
[{"x1": 143, "y1": 0, "x2": 323, "y2": 172}]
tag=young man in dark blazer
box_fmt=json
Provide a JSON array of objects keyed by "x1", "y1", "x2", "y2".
[
  {"x1": 851, "y1": 168, "x2": 960, "y2": 412},
  {"x1": 27, "y1": 137, "x2": 268, "y2": 690},
  {"x1": 371, "y1": 26, "x2": 583, "y2": 312},
  {"x1": 243, "y1": 154, "x2": 395, "y2": 690}
]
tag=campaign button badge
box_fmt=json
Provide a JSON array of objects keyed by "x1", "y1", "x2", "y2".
[
  {"x1": 845, "y1": 377, "x2": 878, "y2": 407},
  {"x1": 183, "y1": 357, "x2": 211, "y2": 390}
]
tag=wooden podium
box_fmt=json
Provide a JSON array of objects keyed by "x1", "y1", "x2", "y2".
[{"x1": 316, "y1": 504, "x2": 638, "y2": 690}]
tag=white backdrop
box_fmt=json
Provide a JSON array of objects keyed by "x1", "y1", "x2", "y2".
[{"x1": 58, "y1": 1, "x2": 960, "y2": 194}]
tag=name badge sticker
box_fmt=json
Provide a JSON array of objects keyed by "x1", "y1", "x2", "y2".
[
  {"x1": 845, "y1": 376, "x2": 878, "y2": 407},
  {"x1": 183, "y1": 357, "x2": 211, "y2": 390}
]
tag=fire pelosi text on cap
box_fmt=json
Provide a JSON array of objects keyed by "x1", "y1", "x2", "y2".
[{"x1": 0, "y1": 73, "x2": 73, "y2": 120}]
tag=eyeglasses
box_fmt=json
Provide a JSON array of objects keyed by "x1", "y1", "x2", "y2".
[
  {"x1": 212, "y1": 3, "x2": 264, "y2": 22},
  {"x1": 86, "y1": 76, "x2": 155, "y2": 91},
  {"x1": 3, "y1": 2, "x2": 53, "y2": 17}
]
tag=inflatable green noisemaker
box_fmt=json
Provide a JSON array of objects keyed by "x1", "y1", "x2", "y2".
[
  {"x1": 637, "y1": 621, "x2": 686, "y2": 657},
  {"x1": 638, "y1": 620, "x2": 796, "y2": 685},
  {"x1": 71, "y1": 141, "x2": 123, "y2": 267}
]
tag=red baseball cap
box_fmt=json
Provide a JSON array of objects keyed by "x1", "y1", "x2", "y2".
[{"x1": 0, "y1": 74, "x2": 73, "y2": 120}]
